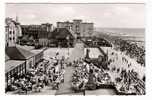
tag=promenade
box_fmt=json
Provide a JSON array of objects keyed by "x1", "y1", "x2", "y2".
[
  {"x1": 56, "y1": 42, "x2": 85, "y2": 95},
  {"x1": 55, "y1": 67, "x2": 75, "y2": 95}
]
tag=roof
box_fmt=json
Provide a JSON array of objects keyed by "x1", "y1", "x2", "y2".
[
  {"x1": 22, "y1": 35, "x2": 29, "y2": 41},
  {"x1": 17, "y1": 45, "x2": 34, "y2": 51},
  {"x1": 31, "y1": 49, "x2": 44, "y2": 55},
  {"x1": 6, "y1": 46, "x2": 35, "y2": 60},
  {"x1": 49, "y1": 28, "x2": 74, "y2": 39},
  {"x1": 5, "y1": 54, "x2": 10, "y2": 61},
  {"x1": 5, "y1": 60, "x2": 25, "y2": 73},
  {"x1": 73, "y1": 19, "x2": 82, "y2": 21}
]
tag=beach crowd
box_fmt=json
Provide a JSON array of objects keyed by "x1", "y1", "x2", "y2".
[
  {"x1": 107, "y1": 50, "x2": 145, "y2": 95},
  {"x1": 114, "y1": 39, "x2": 145, "y2": 66}
]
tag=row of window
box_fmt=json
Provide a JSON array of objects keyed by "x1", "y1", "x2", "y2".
[
  {"x1": 9, "y1": 37, "x2": 15, "y2": 40},
  {"x1": 6, "y1": 63, "x2": 26, "y2": 85},
  {"x1": 9, "y1": 31, "x2": 15, "y2": 35}
]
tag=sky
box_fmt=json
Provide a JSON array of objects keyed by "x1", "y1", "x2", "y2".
[{"x1": 5, "y1": 3, "x2": 145, "y2": 28}]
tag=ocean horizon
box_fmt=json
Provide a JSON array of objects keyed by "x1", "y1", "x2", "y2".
[{"x1": 94, "y1": 27, "x2": 145, "y2": 42}]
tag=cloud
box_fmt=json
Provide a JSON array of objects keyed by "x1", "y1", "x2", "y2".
[{"x1": 5, "y1": 3, "x2": 144, "y2": 28}]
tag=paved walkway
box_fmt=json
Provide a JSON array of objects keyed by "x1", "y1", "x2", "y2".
[
  {"x1": 29, "y1": 86, "x2": 56, "y2": 95},
  {"x1": 69, "y1": 42, "x2": 85, "y2": 62},
  {"x1": 55, "y1": 67, "x2": 75, "y2": 95},
  {"x1": 85, "y1": 89, "x2": 116, "y2": 95},
  {"x1": 55, "y1": 42, "x2": 85, "y2": 95}
]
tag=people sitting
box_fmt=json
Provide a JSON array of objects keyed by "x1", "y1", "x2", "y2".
[{"x1": 6, "y1": 56, "x2": 66, "y2": 93}]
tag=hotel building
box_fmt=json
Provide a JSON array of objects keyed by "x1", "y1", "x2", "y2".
[{"x1": 57, "y1": 19, "x2": 94, "y2": 37}]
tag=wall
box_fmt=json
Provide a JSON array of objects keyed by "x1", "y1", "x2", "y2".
[
  {"x1": 26, "y1": 57, "x2": 35, "y2": 70},
  {"x1": 39, "y1": 38, "x2": 49, "y2": 46},
  {"x1": 35, "y1": 52, "x2": 43, "y2": 64}
]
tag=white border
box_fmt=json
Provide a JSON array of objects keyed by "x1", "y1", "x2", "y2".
[
  {"x1": 1, "y1": 0, "x2": 152, "y2": 100},
  {"x1": 2, "y1": 0, "x2": 146, "y2": 3}
]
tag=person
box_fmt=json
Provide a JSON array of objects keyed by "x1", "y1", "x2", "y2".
[
  {"x1": 55, "y1": 74, "x2": 61, "y2": 90},
  {"x1": 55, "y1": 64, "x2": 60, "y2": 73},
  {"x1": 82, "y1": 76, "x2": 88, "y2": 95},
  {"x1": 86, "y1": 63, "x2": 90, "y2": 73}
]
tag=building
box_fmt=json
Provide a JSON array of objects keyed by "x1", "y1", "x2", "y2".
[
  {"x1": 21, "y1": 23, "x2": 53, "y2": 46},
  {"x1": 31, "y1": 49, "x2": 44, "y2": 65},
  {"x1": 5, "y1": 18, "x2": 45, "y2": 90},
  {"x1": 5, "y1": 53, "x2": 26, "y2": 89},
  {"x1": 48, "y1": 28, "x2": 74, "y2": 47},
  {"x1": 57, "y1": 19, "x2": 94, "y2": 37},
  {"x1": 21, "y1": 25, "x2": 41, "y2": 40},
  {"x1": 5, "y1": 46, "x2": 35, "y2": 70},
  {"x1": 5, "y1": 60, "x2": 26, "y2": 89},
  {"x1": 15, "y1": 16, "x2": 22, "y2": 43},
  {"x1": 5, "y1": 17, "x2": 22, "y2": 47},
  {"x1": 38, "y1": 23, "x2": 53, "y2": 46},
  {"x1": 38, "y1": 31, "x2": 50, "y2": 47},
  {"x1": 41, "y1": 23, "x2": 53, "y2": 32},
  {"x1": 5, "y1": 46, "x2": 45, "y2": 90}
]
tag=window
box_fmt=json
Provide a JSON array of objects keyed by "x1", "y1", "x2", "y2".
[
  {"x1": 6, "y1": 42, "x2": 8, "y2": 46},
  {"x1": 9, "y1": 37, "x2": 11, "y2": 40}
]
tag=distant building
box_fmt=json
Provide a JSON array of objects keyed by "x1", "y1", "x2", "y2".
[
  {"x1": 48, "y1": 28, "x2": 74, "y2": 47},
  {"x1": 57, "y1": 19, "x2": 94, "y2": 37},
  {"x1": 21, "y1": 23, "x2": 53, "y2": 46},
  {"x1": 41, "y1": 23, "x2": 53, "y2": 32},
  {"x1": 21, "y1": 25, "x2": 41, "y2": 39},
  {"x1": 38, "y1": 31, "x2": 50, "y2": 46},
  {"x1": 5, "y1": 17, "x2": 22, "y2": 47}
]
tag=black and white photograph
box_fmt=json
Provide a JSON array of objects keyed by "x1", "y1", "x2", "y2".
[{"x1": 4, "y1": 3, "x2": 145, "y2": 95}]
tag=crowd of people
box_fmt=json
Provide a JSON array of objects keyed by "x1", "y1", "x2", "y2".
[
  {"x1": 6, "y1": 43, "x2": 145, "y2": 95},
  {"x1": 71, "y1": 49, "x2": 145, "y2": 95},
  {"x1": 6, "y1": 53, "x2": 66, "y2": 94},
  {"x1": 107, "y1": 50, "x2": 145, "y2": 95},
  {"x1": 6, "y1": 59, "x2": 50, "y2": 94},
  {"x1": 71, "y1": 59, "x2": 111, "y2": 93},
  {"x1": 114, "y1": 39, "x2": 145, "y2": 66}
]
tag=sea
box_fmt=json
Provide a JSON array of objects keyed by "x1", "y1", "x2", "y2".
[{"x1": 94, "y1": 28, "x2": 145, "y2": 47}]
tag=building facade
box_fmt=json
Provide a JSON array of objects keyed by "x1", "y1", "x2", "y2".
[
  {"x1": 31, "y1": 49, "x2": 44, "y2": 65},
  {"x1": 57, "y1": 19, "x2": 94, "y2": 37},
  {"x1": 5, "y1": 18, "x2": 45, "y2": 90},
  {"x1": 5, "y1": 46, "x2": 44, "y2": 90},
  {"x1": 48, "y1": 28, "x2": 74, "y2": 47},
  {"x1": 5, "y1": 60, "x2": 26, "y2": 89},
  {"x1": 5, "y1": 18, "x2": 22, "y2": 46},
  {"x1": 5, "y1": 17, "x2": 22, "y2": 47},
  {"x1": 21, "y1": 23, "x2": 53, "y2": 46}
]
